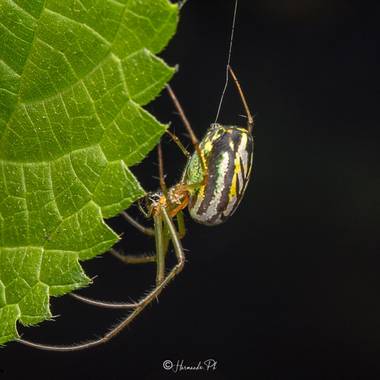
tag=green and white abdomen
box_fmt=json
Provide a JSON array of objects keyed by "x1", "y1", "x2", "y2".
[{"x1": 183, "y1": 123, "x2": 253, "y2": 225}]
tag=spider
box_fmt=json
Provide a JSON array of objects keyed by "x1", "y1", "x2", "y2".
[{"x1": 17, "y1": 0, "x2": 254, "y2": 351}]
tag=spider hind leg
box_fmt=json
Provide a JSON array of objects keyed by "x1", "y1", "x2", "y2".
[{"x1": 17, "y1": 209, "x2": 186, "y2": 351}]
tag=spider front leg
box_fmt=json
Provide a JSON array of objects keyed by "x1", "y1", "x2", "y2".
[
  {"x1": 110, "y1": 142, "x2": 168, "y2": 268},
  {"x1": 154, "y1": 207, "x2": 166, "y2": 285}
]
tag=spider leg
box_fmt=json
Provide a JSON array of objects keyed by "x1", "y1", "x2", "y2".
[
  {"x1": 111, "y1": 208, "x2": 155, "y2": 266},
  {"x1": 109, "y1": 248, "x2": 156, "y2": 265},
  {"x1": 17, "y1": 208, "x2": 185, "y2": 351},
  {"x1": 69, "y1": 293, "x2": 138, "y2": 309},
  {"x1": 113, "y1": 212, "x2": 184, "y2": 267},
  {"x1": 154, "y1": 210, "x2": 166, "y2": 285},
  {"x1": 70, "y1": 207, "x2": 170, "y2": 308},
  {"x1": 157, "y1": 142, "x2": 168, "y2": 196},
  {"x1": 166, "y1": 84, "x2": 208, "y2": 180},
  {"x1": 121, "y1": 211, "x2": 154, "y2": 236},
  {"x1": 165, "y1": 129, "x2": 190, "y2": 158},
  {"x1": 69, "y1": 250, "x2": 157, "y2": 309},
  {"x1": 176, "y1": 210, "x2": 186, "y2": 239},
  {"x1": 227, "y1": 65, "x2": 254, "y2": 133},
  {"x1": 165, "y1": 84, "x2": 199, "y2": 147}
]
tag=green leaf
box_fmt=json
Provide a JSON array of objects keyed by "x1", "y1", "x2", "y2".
[{"x1": 0, "y1": 0, "x2": 178, "y2": 344}]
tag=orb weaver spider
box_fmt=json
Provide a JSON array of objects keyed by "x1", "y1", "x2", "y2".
[{"x1": 17, "y1": 0, "x2": 254, "y2": 351}]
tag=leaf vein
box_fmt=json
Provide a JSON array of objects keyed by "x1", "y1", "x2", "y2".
[
  {"x1": 8, "y1": 0, "x2": 38, "y2": 21},
  {"x1": 44, "y1": 8, "x2": 112, "y2": 47}
]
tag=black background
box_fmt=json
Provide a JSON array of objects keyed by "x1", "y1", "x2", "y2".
[{"x1": 2, "y1": 0, "x2": 380, "y2": 379}]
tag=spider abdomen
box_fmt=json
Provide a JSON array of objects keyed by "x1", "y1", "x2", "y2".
[{"x1": 183, "y1": 123, "x2": 253, "y2": 225}]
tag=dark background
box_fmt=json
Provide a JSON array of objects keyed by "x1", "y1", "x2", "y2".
[{"x1": 2, "y1": 0, "x2": 380, "y2": 379}]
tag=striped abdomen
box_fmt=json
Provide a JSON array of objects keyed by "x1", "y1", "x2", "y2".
[{"x1": 183, "y1": 123, "x2": 253, "y2": 225}]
